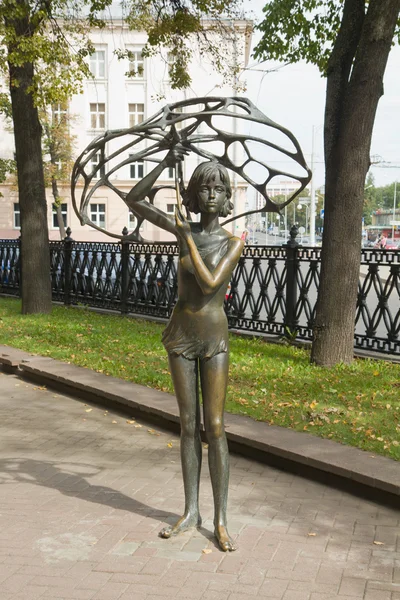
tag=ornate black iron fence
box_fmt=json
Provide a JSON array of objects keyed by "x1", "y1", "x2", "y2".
[
  {"x1": 0, "y1": 239, "x2": 20, "y2": 296},
  {"x1": 1, "y1": 236, "x2": 399, "y2": 356}
]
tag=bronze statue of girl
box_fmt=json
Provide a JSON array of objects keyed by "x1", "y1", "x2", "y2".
[{"x1": 126, "y1": 146, "x2": 244, "y2": 551}]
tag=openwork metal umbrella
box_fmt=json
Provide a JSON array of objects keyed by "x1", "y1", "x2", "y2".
[{"x1": 71, "y1": 97, "x2": 311, "y2": 240}]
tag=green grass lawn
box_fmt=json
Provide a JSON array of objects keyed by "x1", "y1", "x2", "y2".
[{"x1": 1, "y1": 297, "x2": 399, "y2": 460}]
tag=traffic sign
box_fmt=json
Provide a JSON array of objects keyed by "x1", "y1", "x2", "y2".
[{"x1": 320, "y1": 209, "x2": 325, "y2": 219}]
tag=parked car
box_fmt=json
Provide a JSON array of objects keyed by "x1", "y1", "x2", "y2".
[{"x1": 384, "y1": 239, "x2": 399, "y2": 250}]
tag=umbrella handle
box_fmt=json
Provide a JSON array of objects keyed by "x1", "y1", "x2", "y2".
[{"x1": 174, "y1": 162, "x2": 183, "y2": 212}]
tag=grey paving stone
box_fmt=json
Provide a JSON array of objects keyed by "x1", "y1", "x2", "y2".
[
  {"x1": 0, "y1": 369, "x2": 399, "y2": 600},
  {"x1": 1, "y1": 345, "x2": 399, "y2": 502}
]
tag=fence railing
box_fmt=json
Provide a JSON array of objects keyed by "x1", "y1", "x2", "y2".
[{"x1": 1, "y1": 235, "x2": 399, "y2": 356}]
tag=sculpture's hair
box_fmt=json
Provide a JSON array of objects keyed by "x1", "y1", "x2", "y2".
[{"x1": 183, "y1": 161, "x2": 233, "y2": 217}]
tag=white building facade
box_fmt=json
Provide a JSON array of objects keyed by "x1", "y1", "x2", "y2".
[{"x1": 0, "y1": 20, "x2": 252, "y2": 242}]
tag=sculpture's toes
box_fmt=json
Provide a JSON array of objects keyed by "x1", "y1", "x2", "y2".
[
  {"x1": 159, "y1": 526, "x2": 173, "y2": 539},
  {"x1": 215, "y1": 525, "x2": 237, "y2": 552},
  {"x1": 159, "y1": 514, "x2": 201, "y2": 539},
  {"x1": 219, "y1": 538, "x2": 237, "y2": 552}
]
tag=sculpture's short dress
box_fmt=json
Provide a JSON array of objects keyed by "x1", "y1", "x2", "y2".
[{"x1": 162, "y1": 236, "x2": 230, "y2": 360}]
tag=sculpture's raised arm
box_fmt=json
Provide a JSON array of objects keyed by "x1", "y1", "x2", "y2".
[{"x1": 125, "y1": 145, "x2": 188, "y2": 237}]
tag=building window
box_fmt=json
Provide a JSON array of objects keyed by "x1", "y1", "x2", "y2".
[
  {"x1": 52, "y1": 102, "x2": 68, "y2": 124},
  {"x1": 13, "y1": 203, "x2": 20, "y2": 228},
  {"x1": 90, "y1": 103, "x2": 106, "y2": 130},
  {"x1": 90, "y1": 153, "x2": 106, "y2": 179},
  {"x1": 89, "y1": 50, "x2": 106, "y2": 79},
  {"x1": 166, "y1": 203, "x2": 175, "y2": 214},
  {"x1": 90, "y1": 203, "x2": 106, "y2": 228},
  {"x1": 129, "y1": 156, "x2": 144, "y2": 179},
  {"x1": 52, "y1": 203, "x2": 68, "y2": 229},
  {"x1": 128, "y1": 103, "x2": 144, "y2": 128},
  {"x1": 127, "y1": 50, "x2": 144, "y2": 78},
  {"x1": 129, "y1": 211, "x2": 137, "y2": 230},
  {"x1": 167, "y1": 166, "x2": 175, "y2": 179}
]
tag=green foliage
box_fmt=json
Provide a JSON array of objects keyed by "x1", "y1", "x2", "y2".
[
  {"x1": 0, "y1": 158, "x2": 16, "y2": 192},
  {"x1": 254, "y1": 1, "x2": 400, "y2": 75},
  {"x1": 362, "y1": 174, "x2": 400, "y2": 224},
  {"x1": 254, "y1": 0, "x2": 343, "y2": 74},
  {"x1": 375, "y1": 182, "x2": 399, "y2": 211},
  {"x1": 0, "y1": 90, "x2": 12, "y2": 119},
  {"x1": 40, "y1": 104, "x2": 76, "y2": 189},
  {"x1": 363, "y1": 173, "x2": 377, "y2": 225},
  {"x1": 0, "y1": 0, "x2": 245, "y2": 102},
  {"x1": 123, "y1": 0, "x2": 244, "y2": 89},
  {"x1": 0, "y1": 297, "x2": 399, "y2": 460},
  {"x1": 0, "y1": 0, "x2": 95, "y2": 107}
]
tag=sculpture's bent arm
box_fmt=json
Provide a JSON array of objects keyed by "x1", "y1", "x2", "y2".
[
  {"x1": 186, "y1": 235, "x2": 244, "y2": 296},
  {"x1": 125, "y1": 159, "x2": 177, "y2": 236}
]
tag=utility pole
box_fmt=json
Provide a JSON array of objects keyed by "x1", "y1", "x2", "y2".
[
  {"x1": 392, "y1": 181, "x2": 397, "y2": 241},
  {"x1": 309, "y1": 125, "x2": 316, "y2": 246}
]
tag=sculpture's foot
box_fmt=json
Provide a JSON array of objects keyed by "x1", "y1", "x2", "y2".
[
  {"x1": 215, "y1": 524, "x2": 237, "y2": 552},
  {"x1": 159, "y1": 513, "x2": 202, "y2": 539}
]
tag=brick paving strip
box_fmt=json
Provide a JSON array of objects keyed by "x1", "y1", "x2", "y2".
[{"x1": 0, "y1": 346, "x2": 398, "y2": 600}]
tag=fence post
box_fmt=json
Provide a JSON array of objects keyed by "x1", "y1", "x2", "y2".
[
  {"x1": 17, "y1": 233, "x2": 22, "y2": 298},
  {"x1": 120, "y1": 227, "x2": 130, "y2": 315},
  {"x1": 64, "y1": 227, "x2": 73, "y2": 306},
  {"x1": 284, "y1": 225, "x2": 299, "y2": 339}
]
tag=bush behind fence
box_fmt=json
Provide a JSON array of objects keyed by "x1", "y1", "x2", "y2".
[{"x1": 1, "y1": 237, "x2": 399, "y2": 356}]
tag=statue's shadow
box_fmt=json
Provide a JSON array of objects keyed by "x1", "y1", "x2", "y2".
[
  {"x1": 0, "y1": 456, "x2": 182, "y2": 526},
  {"x1": 0, "y1": 457, "x2": 224, "y2": 548}
]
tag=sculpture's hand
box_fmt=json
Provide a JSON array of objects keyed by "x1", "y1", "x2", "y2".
[
  {"x1": 175, "y1": 206, "x2": 191, "y2": 241},
  {"x1": 165, "y1": 143, "x2": 189, "y2": 168}
]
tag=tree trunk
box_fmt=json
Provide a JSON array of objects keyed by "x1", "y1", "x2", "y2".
[
  {"x1": 52, "y1": 178, "x2": 66, "y2": 240},
  {"x1": 56, "y1": 204, "x2": 66, "y2": 240},
  {"x1": 7, "y1": 7, "x2": 52, "y2": 314},
  {"x1": 311, "y1": 0, "x2": 400, "y2": 366}
]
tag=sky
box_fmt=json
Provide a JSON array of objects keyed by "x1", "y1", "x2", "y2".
[{"x1": 242, "y1": 1, "x2": 400, "y2": 191}]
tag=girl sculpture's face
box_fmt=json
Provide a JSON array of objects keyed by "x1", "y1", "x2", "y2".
[{"x1": 196, "y1": 173, "x2": 227, "y2": 215}]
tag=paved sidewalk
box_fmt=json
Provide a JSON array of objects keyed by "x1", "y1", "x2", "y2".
[
  {"x1": 1, "y1": 346, "x2": 399, "y2": 505},
  {"x1": 0, "y1": 370, "x2": 399, "y2": 600}
]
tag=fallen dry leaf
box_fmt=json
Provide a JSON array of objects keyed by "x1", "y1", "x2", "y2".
[
  {"x1": 111, "y1": 420, "x2": 118, "y2": 424},
  {"x1": 202, "y1": 548, "x2": 212, "y2": 554},
  {"x1": 308, "y1": 533, "x2": 317, "y2": 537},
  {"x1": 85, "y1": 409, "x2": 92, "y2": 413},
  {"x1": 373, "y1": 541, "x2": 384, "y2": 545},
  {"x1": 126, "y1": 420, "x2": 135, "y2": 424},
  {"x1": 148, "y1": 429, "x2": 161, "y2": 436}
]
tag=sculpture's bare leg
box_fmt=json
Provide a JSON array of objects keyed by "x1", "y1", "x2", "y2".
[
  {"x1": 159, "y1": 354, "x2": 202, "y2": 538},
  {"x1": 201, "y1": 353, "x2": 236, "y2": 552}
]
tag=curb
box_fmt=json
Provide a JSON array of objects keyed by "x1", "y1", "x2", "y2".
[{"x1": 1, "y1": 344, "x2": 399, "y2": 508}]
